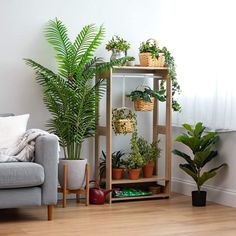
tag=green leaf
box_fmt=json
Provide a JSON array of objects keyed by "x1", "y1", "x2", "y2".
[
  {"x1": 209, "y1": 163, "x2": 227, "y2": 173},
  {"x1": 175, "y1": 135, "x2": 201, "y2": 153},
  {"x1": 194, "y1": 147, "x2": 212, "y2": 168},
  {"x1": 202, "y1": 150, "x2": 218, "y2": 166},
  {"x1": 172, "y1": 149, "x2": 194, "y2": 164},
  {"x1": 182, "y1": 123, "x2": 194, "y2": 136},
  {"x1": 44, "y1": 18, "x2": 73, "y2": 79},
  {"x1": 198, "y1": 171, "x2": 216, "y2": 187},
  {"x1": 179, "y1": 164, "x2": 198, "y2": 183},
  {"x1": 194, "y1": 122, "x2": 205, "y2": 138}
]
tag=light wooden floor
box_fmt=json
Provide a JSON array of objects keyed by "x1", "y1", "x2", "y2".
[{"x1": 1, "y1": 193, "x2": 236, "y2": 236}]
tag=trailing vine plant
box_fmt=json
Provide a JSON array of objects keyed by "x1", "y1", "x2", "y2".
[
  {"x1": 160, "y1": 47, "x2": 181, "y2": 112},
  {"x1": 139, "y1": 40, "x2": 181, "y2": 111}
]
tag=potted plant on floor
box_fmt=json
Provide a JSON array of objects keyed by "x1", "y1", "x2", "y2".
[
  {"x1": 137, "y1": 137, "x2": 161, "y2": 178},
  {"x1": 127, "y1": 86, "x2": 166, "y2": 111},
  {"x1": 125, "y1": 130, "x2": 144, "y2": 180},
  {"x1": 106, "y1": 35, "x2": 130, "y2": 61},
  {"x1": 100, "y1": 150, "x2": 125, "y2": 180},
  {"x1": 25, "y1": 18, "x2": 128, "y2": 190},
  {"x1": 173, "y1": 122, "x2": 227, "y2": 206},
  {"x1": 112, "y1": 107, "x2": 137, "y2": 135}
]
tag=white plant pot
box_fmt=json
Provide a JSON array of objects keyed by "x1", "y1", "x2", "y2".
[{"x1": 58, "y1": 159, "x2": 87, "y2": 190}]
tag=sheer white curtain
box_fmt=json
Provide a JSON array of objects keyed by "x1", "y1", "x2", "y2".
[{"x1": 158, "y1": 0, "x2": 236, "y2": 129}]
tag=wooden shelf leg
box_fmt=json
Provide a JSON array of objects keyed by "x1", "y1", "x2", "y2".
[
  {"x1": 76, "y1": 194, "x2": 80, "y2": 203},
  {"x1": 63, "y1": 164, "x2": 68, "y2": 208},
  {"x1": 85, "y1": 163, "x2": 90, "y2": 206}
]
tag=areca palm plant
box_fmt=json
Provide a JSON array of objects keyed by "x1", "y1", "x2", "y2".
[{"x1": 25, "y1": 18, "x2": 127, "y2": 159}]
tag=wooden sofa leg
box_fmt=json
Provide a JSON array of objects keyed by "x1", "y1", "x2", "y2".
[{"x1": 47, "y1": 205, "x2": 54, "y2": 221}]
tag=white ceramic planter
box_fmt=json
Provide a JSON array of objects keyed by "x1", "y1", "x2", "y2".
[{"x1": 58, "y1": 159, "x2": 87, "y2": 190}]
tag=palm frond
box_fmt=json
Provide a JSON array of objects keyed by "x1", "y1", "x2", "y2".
[{"x1": 45, "y1": 18, "x2": 73, "y2": 79}]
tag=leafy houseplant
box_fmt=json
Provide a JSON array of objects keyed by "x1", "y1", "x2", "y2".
[
  {"x1": 25, "y1": 18, "x2": 127, "y2": 189},
  {"x1": 139, "y1": 39, "x2": 181, "y2": 112},
  {"x1": 127, "y1": 86, "x2": 166, "y2": 111},
  {"x1": 112, "y1": 108, "x2": 137, "y2": 135},
  {"x1": 137, "y1": 137, "x2": 161, "y2": 178},
  {"x1": 106, "y1": 35, "x2": 131, "y2": 61},
  {"x1": 100, "y1": 150, "x2": 125, "y2": 180},
  {"x1": 126, "y1": 56, "x2": 135, "y2": 66},
  {"x1": 173, "y1": 122, "x2": 227, "y2": 206},
  {"x1": 139, "y1": 39, "x2": 163, "y2": 60},
  {"x1": 125, "y1": 130, "x2": 144, "y2": 180}
]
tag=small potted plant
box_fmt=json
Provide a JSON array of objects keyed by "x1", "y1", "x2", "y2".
[
  {"x1": 112, "y1": 107, "x2": 137, "y2": 135},
  {"x1": 127, "y1": 86, "x2": 166, "y2": 111},
  {"x1": 137, "y1": 137, "x2": 161, "y2": 178},
  {"x1": 125, "y1": 130, "x2": 144, "y2": 180},
  {"x1": 173, "y1": 122, "x2": 227, "y2": 207},
  {"x1": 125, "y1": 56, "x2": 135, "y2": 66},
  {"x1": 100, "y1": 150, "x2": 125, "y2": 180},
  {"x1": 139, "y1": 39, "x2": 165, "y2": 67},
  {"x1": 106, "y1": 35, "x2": 131, "y2": 61}
]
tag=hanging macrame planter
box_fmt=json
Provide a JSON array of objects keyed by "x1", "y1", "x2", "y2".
[{"x1": 112, "y1": 107, "x2": 137, "y2": 135}]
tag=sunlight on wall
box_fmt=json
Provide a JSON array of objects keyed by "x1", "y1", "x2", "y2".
[{"x1": 158, "y1": 0, "x2": 236, "y2": 129}]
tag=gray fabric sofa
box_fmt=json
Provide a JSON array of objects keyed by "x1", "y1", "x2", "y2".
[{"x1": 0, "y1": 114, "x2": 58, "y2": 220}]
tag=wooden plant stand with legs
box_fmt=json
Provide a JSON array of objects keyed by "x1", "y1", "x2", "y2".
[{"x1": 58, "y1": 163, "x2": 90, "y2": 208}]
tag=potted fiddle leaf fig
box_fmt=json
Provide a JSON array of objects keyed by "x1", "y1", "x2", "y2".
[
  {"x1": 173, "y1": 122, "x2": 227, "y2": 206},
  {"x1": 106, "y1": 35, "x2": 130, "y2": 61},
  {"x1": 127, "y1": 86, "x2": 166, "y2": 111},
  {"x1": 137, "y1": 137, "x2": 161, "y2": 178},
  {"x1": 25, "y1": 18, "x2": 128, "y2": 190},
  {"x1": 125, "y1": 130, "x2": 144, "y2": 180}
]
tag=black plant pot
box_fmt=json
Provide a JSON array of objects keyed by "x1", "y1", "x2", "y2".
[{"x1": 192, "y1": 191, "x2": 207, "y2": 207}]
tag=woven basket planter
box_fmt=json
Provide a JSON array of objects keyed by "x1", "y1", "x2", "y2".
[
  {"x1": 139, "y1": 52, "x2": 165, "y2": 67},
  {"x1": 113, "y1": 118, "x2": 134, "y2": 134},
  {"x1": 134, "y1": 97, "x2": 154, "y2": 111}
]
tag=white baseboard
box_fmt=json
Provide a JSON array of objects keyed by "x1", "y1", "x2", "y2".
[{"x1": 172, "y1": 177, "x2": 236, "y2": 208}]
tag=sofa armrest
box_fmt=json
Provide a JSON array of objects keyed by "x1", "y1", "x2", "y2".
[{"x1": 34, "y1": 134, "x2": 58, "y2": 205}]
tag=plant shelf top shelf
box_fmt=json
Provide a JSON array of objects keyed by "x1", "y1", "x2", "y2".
[
  {"x1": 112, "y1": 66, "x2": 170, "y2": 76},
  {"x1": 113, "y1": 65, "x2": 169, "y2": 70}
]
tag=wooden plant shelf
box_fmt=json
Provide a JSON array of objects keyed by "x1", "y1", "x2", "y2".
[
  {"x1": 95, "y1": 66, "x2": 172, "y2": 203},
  {"x1": 112, "y1": 176, "x2": 168, "y2": 184},
  {"x1": 111, "y1": 193, "x2": 169, "y2": 202}
]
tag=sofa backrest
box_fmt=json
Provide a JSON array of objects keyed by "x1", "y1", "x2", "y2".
[{"x1": 0, "y1": 114, "x2": 14, "y2": 117}]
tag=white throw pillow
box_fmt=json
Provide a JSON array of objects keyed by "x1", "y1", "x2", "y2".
[{"x1": 0, "y1": 114, "x2": 30, "y2": 148}]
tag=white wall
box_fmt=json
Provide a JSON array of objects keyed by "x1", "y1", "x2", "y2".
[{"x1": 1, "y1": 0, "x2": 236, "y2": 206}]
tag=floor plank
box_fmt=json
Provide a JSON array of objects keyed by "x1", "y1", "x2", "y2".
[{"x1": 0, "y1": 194, "x2": 236, "y2": 236}]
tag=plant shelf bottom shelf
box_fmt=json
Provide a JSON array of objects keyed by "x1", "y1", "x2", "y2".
[{"x1": 111, "y1": 193, "x2": 170, "y2": 202}]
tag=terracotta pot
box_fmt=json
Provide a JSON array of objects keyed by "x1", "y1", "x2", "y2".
[
  {"x1": 128, "y1": 168, "x2": 141, "y2": 180},
  {"x1": 112, "y1": 168, "x2": 123, "y2": 180},
  {"x1": 58, "y1": 159, "x2": 87, "y2": 190},
  {"x1": 143, "y1": 161, "x2": 155, "y2": 178}
]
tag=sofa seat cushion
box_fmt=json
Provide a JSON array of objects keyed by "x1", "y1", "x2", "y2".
[{"x1": 0, "y1": 162, "x2": 44, "y2": 189}]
